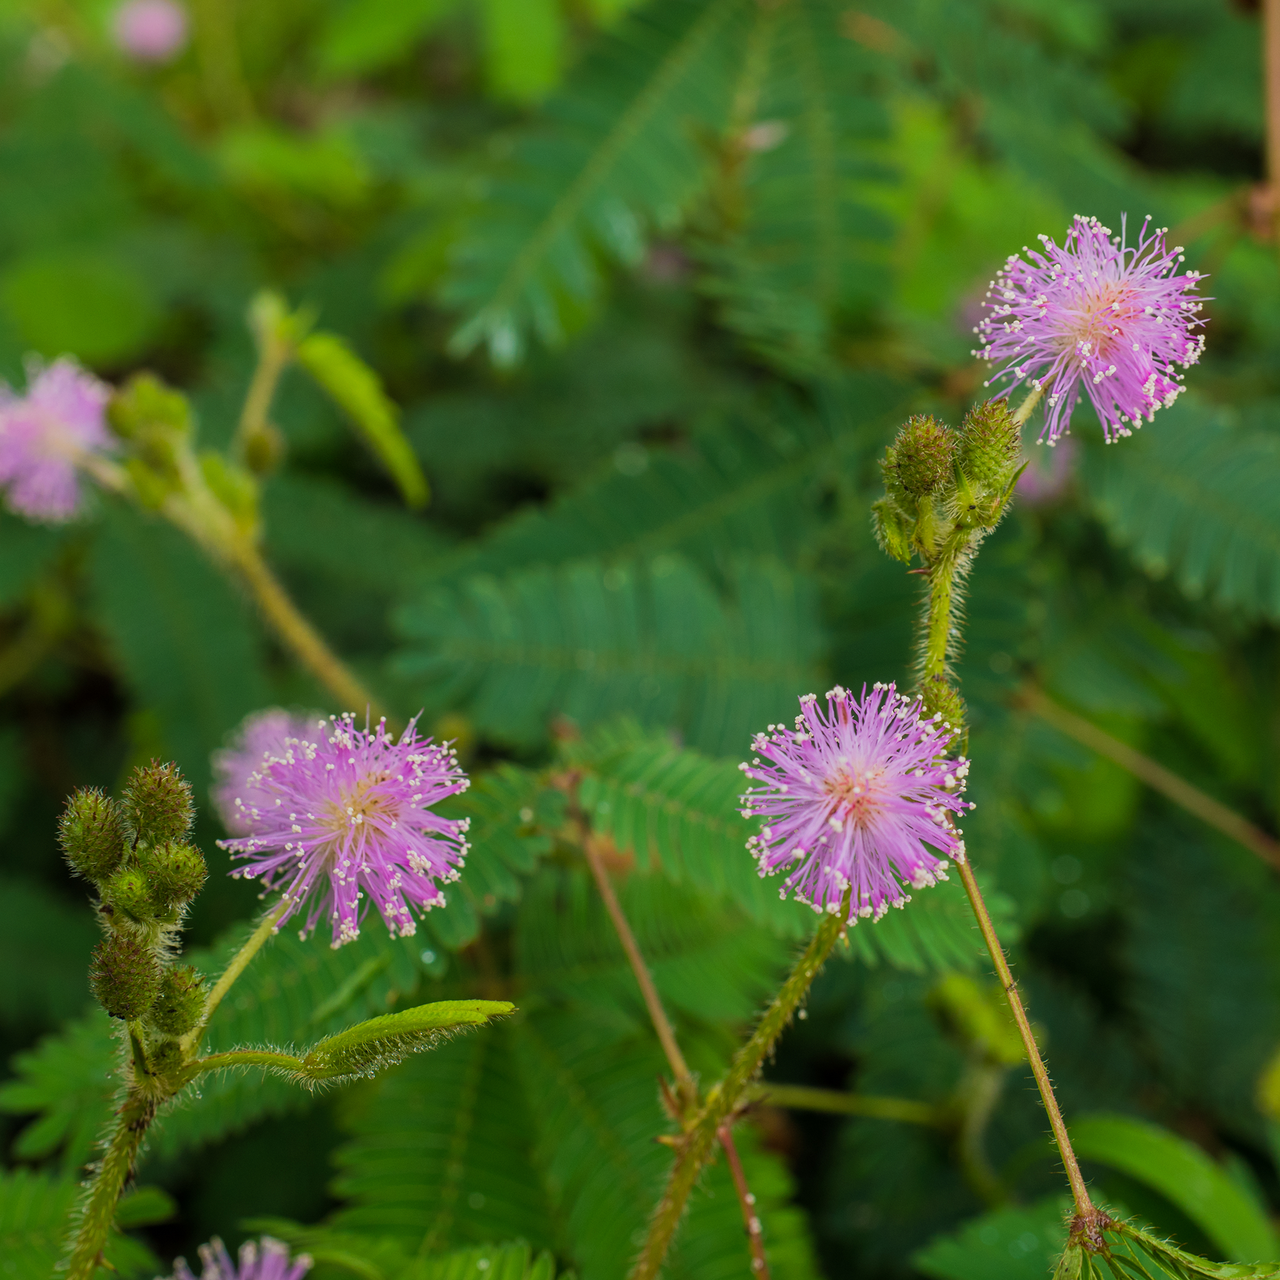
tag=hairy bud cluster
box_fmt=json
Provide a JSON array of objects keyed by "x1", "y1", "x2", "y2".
[
  {"x1": 60, "y1": 760, "x2": 207, "y2": 1079},
  {"x1": 871, "y1": 400, "x2": 1025, "y2": 746}
]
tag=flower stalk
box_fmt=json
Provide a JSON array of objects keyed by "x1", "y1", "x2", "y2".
[{"x1": 628, "y1": 891, "x2": 850, "y2": 1280}]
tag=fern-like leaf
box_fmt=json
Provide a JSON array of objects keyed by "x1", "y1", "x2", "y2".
[
  {"x1": 441, "y1": 0, "x2": 748, "y2": 363},
  {"x1": 393, "y1": 553, "x2": 822, "y2": 755},
  {"x1": 1084, "y1": 399, "x2": 1280, "y2": 621}
]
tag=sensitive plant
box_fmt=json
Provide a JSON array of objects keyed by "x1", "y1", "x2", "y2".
[{"x1": 6, "y1": 207, "x2": 1273, "y2": 1280}]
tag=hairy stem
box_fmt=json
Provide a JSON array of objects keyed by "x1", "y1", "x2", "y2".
[
  {"x1": 184, "y1": 897, "x2": 292, "y2": 1054},
  {"x1": 227, "y1": 540, "x2": 380, "y2": 716},
  {"x1": 1011, "y1": 383, "x2": 1045, "y2": 428},
  {"x1": 1022, "y1": 685, "x2": 1280, "y2": 870},
  {"x1": 955, "y1": 857, "x2": 1093, "y2": 1216},
  {"x1": 188, "y1": 1048, "x2": 306, "y2": 1078},
  {"x1": 64, "y1": 1089, "x2": 155, "y2": 1280},
  {"x1": 580, "y1": 828, "x2": 695, "y2": 1102},
  {"x1": 923, "y1": 534, "x2": 1094, "y2": 1219},
  {"x1": 629, "y1": 896, "x2": 849, "y2": 1280},
  {"x1": 718, "y1": 1123, "x2": 770, "y2": 1278}
]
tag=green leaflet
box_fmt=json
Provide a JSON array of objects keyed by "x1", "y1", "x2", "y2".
[
  {"x1": 0, "y1": 1166, "x2": 158, "y2": 1280},
  {"x1": 295, "y1": 332, "x2": 428, "y2": 509},
  {"x1": 442, "y1": 0, "x2": 749, "y2": 363},
  {"x1": 331, "y1": 1011, "x2": 820, "y2": 1280},
  {"x1": 422, "y1": 377, "x2": 907, "y2": 588},
  {"x1": 1069, "y1": 1114, "x2": 1280, "y2": 1264},
  {"x1": 698, "y1": 0, "x2": 892, "y2": 373},
  {"x1": 393, "y1": 553, "x2": 822, "y2": 756},
  {"x1": 914, "y1": 1195, "x2": 1070, "y2": 1280},
  {"x1": 1083, "y1": 398, "x2": 1280, "y2": 622}
]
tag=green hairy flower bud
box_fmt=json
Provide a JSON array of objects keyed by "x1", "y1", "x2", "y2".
[
  {"x1": 59, "y1": 789, "x2": 126, "y2": 884},
  {"x1": 103, "y1": 866, "x2": 157, "y2": 924},
  {"x1": 872, "y1": 497, "x2": 913, "y2": 564},
  {"x1": 123, "y1": 761, "x2": 194, "y2": 844},
  {"x1": 886, "y1": 415, "x2": 956, "y2": 499},
  {"x1": 141, "y1": 841, "x2": 208, "y2": 909},
  {"x1": 957, "y1": 399, "x2": 1020, "y2": 490},
  {"x1": 147, "y1": 1036, "x2": 186, "y2": 1075},
  {"x1": 90, "y1": 931, "x2": 161, "y2": 1020},
  {"x1": 148, "y1": 965, "x2": 206, "y2": 1037}
]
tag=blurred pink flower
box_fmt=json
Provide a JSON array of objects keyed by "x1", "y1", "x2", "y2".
[
  {"x1": 1017, "y1": 436, "x2": 1078, "y2": 505},
  {"x1": 112, "y1": 0, "x2": 189, "y2": 63},
  {"x1": 0, "y1": 359, "x2": 112, "y2": 523}
]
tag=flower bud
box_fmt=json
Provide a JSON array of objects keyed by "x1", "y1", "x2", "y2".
[
  {"x1": 123, "y1": 761, "x2": 194, "y2": 844},
  {"x1": 90, "y1": 931, "x2": 161, "y2": 1020},
  {"x1": 141, "y1": 841, "x2": 208, "y2": 909},
  {"x1": 59, "y1": 788, "x2": 126, "y2": 884},
  {"x1": 103, "y1": 866, "x2": 157, "y2": 924},
  {"x1": 957, "y1": 399, "x2": 1020, "y2": 490},
  {"x1": 148, "y1": 964, "x2": 206, "y2": 1037},
  {"x1": 147, "y1": 1036, "x2": 186, "y2": 1075},
  {"x1": 885, "y1": 415, "x2": 956, "y2": 499},
  {"x1": 872, "y1": 497, "x2": 913, "y2": 564}
]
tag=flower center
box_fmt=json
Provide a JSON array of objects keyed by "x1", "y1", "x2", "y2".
[
  {"x1": 323, "y1": 771, "x2": 397, "y2": 837},
  {"x1": 823, "y1": 766, "x2": 886, "y2": 828},
  {"x1": 1059, "y1": 280, "x2": 1135, "y2": 360}
]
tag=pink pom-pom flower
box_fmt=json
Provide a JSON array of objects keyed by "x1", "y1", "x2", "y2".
[
  {"x1": 166, "y1": 1237, "x2": 311, "y2": 1280},
  {"x1": 739, "y1": 684, "x2": 970, "y2": 924},
  {"x1": 0, "y1": 359, "x2": 112, "y2": 523},
  {"x1": 112, "y1": 0, "x2": 189, "y2": 63},
  {"x1": 212, "y1": 708, "x2": 321, "y2": 838},
  {"x1": 218, "y1": 713, "x2": 470, "y2": 947},
  {"x1": 974, "y1": 214, "x2": 1207, "y2": 444}
]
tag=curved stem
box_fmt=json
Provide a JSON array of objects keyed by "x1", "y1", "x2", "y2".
[
  {"x1": 955, "y1": 858, "x2": 1093, "y2": 1215},
  {"x1": 64, "y1": 1090, "x2": 155, "y2": 1280},
  {"x1": 629, "y1": 897, "x2": 849, "y2": 1280},
  {"x1": 184, "y1": 897, "x2": 292, "y2": 1054},
  {"x1": 226, "y1": 539, "x2": 381, "y2": 717},
  {"x1": 1022, "y1": 685, "x2": 1280, "y2": 870},
  {"x1": 187, "y1": 1048, "x2": 306, "y2": 1078},
  {"x1": 1011, "y1": 384, "x2": 1045, "y2": 428}
]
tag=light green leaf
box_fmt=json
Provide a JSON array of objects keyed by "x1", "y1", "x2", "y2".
[
  {"x1": 296, "y1": 331, "x2": 429, "y2": 508},
  {"x1": 480, "y1": 0, "x2": 564, "y2": 103},
  {"x1": 913, "y1": 1195, "x2": 1069, "y2": 1280},
  {"x1": 315, "y1": 0, "x2": 457, "y2": 79},
  {"x1": 1070, "y1": 1113, "x2": 1280, "y2": 1264}
]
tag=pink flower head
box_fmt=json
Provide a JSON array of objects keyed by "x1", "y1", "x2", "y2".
[
  {"x1": 168, "y1": 1237, "x2": 311, "y2": 1280},
  {"x1": 0, "y1": 359, "x2": 112, "y2": 522},
  {"x1": 112, "y1": 0, "x2": 189, "y2": 63},
  {"x1": 212, "y1": 708, "x2": 321, "y2": 837},
  {"x1": 974, "y1": 215, "x2": 1207, "y2": 444},
  {"x1": 739, "y1": 683, "x2": 970, "y2": 923},
  {"x1": 218, "y1": 714, "x2": 470, "y2": 947}
]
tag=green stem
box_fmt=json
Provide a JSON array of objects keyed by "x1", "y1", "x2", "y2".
[
  {"x1": 922, "y1": 488, "x2": 1095, "y2": 1222},
  {"x1": 184, "y1": 897, "x2": 291, "y2": 1054},
  {"x1": 628, "y1": 895, "x2": 849, "y2": 1280},
  {"x1": 187, "y1": 1048, "x2": 306, "y2": 1078},
  {"x1": 1011, "y1": 383, "x2": 1045, "y2": 428},
  {"x1": 64, "y1": 1090, "x2": 155, "y2": 1280},
  {"x1": 750, "y1": 1082, "x2": 941, "y2": 1125}
]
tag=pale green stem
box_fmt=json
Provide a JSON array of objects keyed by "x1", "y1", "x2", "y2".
[
  {"x1": 64, "y1": 1090, "x2": 154, "y2": 1280},
  {"x1": 233, "y1": 329, "x2": 291, "y2": 464},
  {"x1": 1011, "y1": 383, "x2": 1045, "y2": 428},
  {"x1": 922, "y1": 489, "x2": 1095, "y2": 1221},
  {"x1": 184, "y1": 897, "x2": 292, "y2": 1054},
  {"x1": 187, "y1": 1048, "x2": 306, "y2": 1078},
  {"x1": 628, "y1": 895, "x2": 849, "y2": 1280},
  {"x1": 750, "y1": 1082, "x2": 940, "y2": 1124}
]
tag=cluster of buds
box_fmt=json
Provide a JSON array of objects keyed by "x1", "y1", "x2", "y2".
[
  {"x1": 872, "y1": 400, "x2": 1024, "y2": 735},
  {"x1": 873, "y1": 400, "x2": 1023, "y2": 565},
  {"x1": 60, "y1": 761, "x2": 208, "y2": 1076}
]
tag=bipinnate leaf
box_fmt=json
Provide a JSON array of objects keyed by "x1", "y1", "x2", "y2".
[
  {"x1": 299, "y1": 999, "x2": 515, "y2": 1081},
  {"x1": 295, "y1": 331, "x2": 429, "y2": 508}
]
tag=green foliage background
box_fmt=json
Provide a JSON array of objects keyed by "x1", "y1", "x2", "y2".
[{"x1": 2, "y1": 0, "x2": 1280, "y2": 1276}]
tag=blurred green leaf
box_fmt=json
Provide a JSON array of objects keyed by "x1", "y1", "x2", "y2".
[
  {"x1": 296, "y1": 332, "x2": 429, "y2": 508},
  {"x1": 316, "y1": 0, "x2": 458, "y2": 79},
  {"x1": 480, "y1": 0, "x2": 564, "y2": 103},
  {"x1": 914, "y1": 1196, "x2": 1069, "y2": 1280},
  {"x1": 1070, "y1": 1113, "x2": 1280, "y2": 1264}
]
